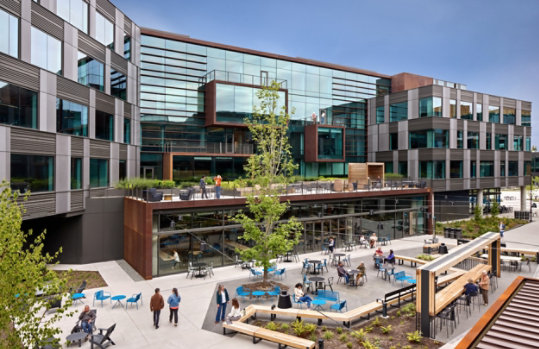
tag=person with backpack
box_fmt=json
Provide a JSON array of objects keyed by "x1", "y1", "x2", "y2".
[{"x1": 167, "y1": 288, "x2": 181, "y2": 327}]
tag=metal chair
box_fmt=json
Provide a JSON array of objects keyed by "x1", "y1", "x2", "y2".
[
  {"x1": 325, "y1": 276, "x2": 334, "y2": 292},
  {"x1": 93, "y1": 290, "x2": 111, "y2": 307},
  {"x1": 330, "y1": 300, "x2": 348, "y2": 312},
  {"x1": 126, "y1": 293, "x2": 142, "y2": 310}
]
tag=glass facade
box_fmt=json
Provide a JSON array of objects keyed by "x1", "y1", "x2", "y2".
[
  {"x1": 449, "y1": 99, "x2": 456, "y2": 118},
  {"x1": 419, "y1": 97, "x2": 442, "y2": 117},
  {"x1": 470, "y1": 161, "x2": 476, "y2": 178},
  {"x1": 389, "y1": 133, "x2": 398, "y2": 150},
  {"x1": 467, "y1": 131, "x2": 478, "y2": 149},
  {"x1": 376, "y1": 105, "x2": 384, "y2": 124},
  {"x1": 508, "y1": 161, "x2": 518, "y2": 176},
  {"x1": 419, "y1": 161, "x2": 445, "y2": 179},
  {"x1": 488, "y1": 105, "x2": 500, "y2": 123},
  {"x1": 318, "y1": 127, "x2": 343, "y2": 160},
  {"x1": 480, "y1": 161, "x2": 494, "y2": 177},
  {"x1": 460, "y1": 101, "x2": 473, "y2": 119},
  {"x1": 457, "y1": 130, "x2": 463, "y2": 149},
  {"x1": 0, "y1": 8, "x2": 18, "y2": 58},
  {"x1": 124, "y1": 35, "x2": 131, "y2": 60},
  {"x1": 78, "y1": 52, "x2": 104, "y2": 91},
  {"x1": 0, "y1": 80, "x2": 38, "y2": 128},
  {"x1": 521, "y1": 110, "x2": 531, "y2": 127},
  {"x1": 503, "y1": 107, "x2": 515, "y2": 125},
  {"x1": 500, "y1": 161, "x2": 505, "y2": 177},
  {"x1": 95, "y1": 110, "x2": 114, "y2": 141},
  {"x1": 71, "y1": 157, "x2": 82, "y2": 189},
  {"x1": 31, "y1": 27, "x2": 62, "y2": 74},
  {"x1": 513, "y1": 135, "x2": 522, "y2": 151},
  {"x1": 56, "y1": 0, "x2": 88, "y2": 33},
  {"x1": 56, "y1": 98, "x2": 88, "y2": 136},
  {"x1": 90, "y1": 158, "x2": 108, "y2": 187},
  {"x1": 390, "y1": 102, "x2": 407, "y2": 122},
  {"x1": 476, "y1": 103, "x2": 482, "y2": 121},
  {"x1": 385, "y1": 161, "x2": 393, "y2": 173},
  {"x1": 495, "y1": 134, "x2": 506, "y2": 150},
  {"x1": 526, "y1": 137, "x2": 531, "y2": 152},
  {"x1": 95, "y1": 12, "x2": 114, "y2": 48},
  {"x1": 111, "y1": 69, "x2": 127, "y2": 100},
  {"x1": 398, "y1": 161, "x2": 407, "y2": 176},
  {"x1": 450, "y1": 161, "x2": 462, "y2": 178},
  {"x1": 10, "y1": 154, "x2": 54, "y2": 192},
  {"x1": 124, "y1": 118, "x2": 131, "y2": 144},
  {"x1": 409, "y1": 129, "x2": 448, "y2": 149},
  {"x1": 486, "y1": 132, "x2": 492, "y2": 150}
]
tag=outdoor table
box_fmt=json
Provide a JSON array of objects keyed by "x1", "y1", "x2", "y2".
[
  {"x1": 309, "y1": 276, "x2": 325, "y2": 295},
  {"x1": 283, "y1": 251, "x2": 294, "y2": 262},
  {"x1": 252, "y1": 290, "x2": 266, "y2": 301},
  {"x1": 308, "y1": 259, "x2": 322, "y2": 274},
  {"x1": 344, "y1": 243, "x2": 354, "y2": 252},
  {"x1": 111, "y1": 295, "x2": 126, "y2": 309},
  {"x1": 347, "y1": 270, "x2": 360, "y2": 287},
  {"x1": 66, "y1": 332, "x2": 87, "y2": 347},
  {"x1": 333, "y1": 253, "x2": 345, "y2": 264},
  {"x1": 192, "y1": 262, "x2": 207, "y2": 278},
  {"x1": 312, "y1": 298, "x2": 326, "y2": 310}
]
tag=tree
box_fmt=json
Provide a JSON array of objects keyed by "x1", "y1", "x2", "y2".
[
  {"x1": 235, "y1": 81, "x2": 303, "y2": 284},
  {"x1": 0, "y1": 182, "x2": 72, "y2": 348},
  {"x1": 491, "y1": 201, "x2": 499, "y2": 218}
]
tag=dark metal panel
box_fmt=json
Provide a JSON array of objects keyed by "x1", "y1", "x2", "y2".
[
  {"x1": 71, "y1": 136, "x2": 85, "y2": 156},
  {"x1": 95, "y1": 0, "x2": 115, "y2": 22},
  {"x1": 71, "y1": 190, "x2": 84, "y2": 211},
  {"x1": 78, "y1": 32, "x2": 106, "y2": 62},
  {"x1": 57, "y1": 76, "x2": 90, "y2": 105},
  {"x1": 20, "y1": 192, "x2": 56, "y2": 219},
  {"x1": 0, "y1": 52, "x2": 40, "y2": 90},
  {"x1": 124, "y1": 17, "x2": 132, "y2": 34},
  {"x1": 504, "y1": 99, "x2": 516, "y2": 108},
  {"x1": 31, "y1": 1, "x2": 63, "y2": 40},
  {"x1": 467, "y1": 121, "x2": 480, "y2": 132},
  {"x1": 489, "y1": 96, "x2": 500, "y2": 105},
  {"x1": 90, "y1": 139, "x2": 110, "y2": 158},
  {"x1": 119, "y1": 144, "x2": 127, "y2": 159},
  {"x1": 11, "y1": 128, "x2": 56, "y2": 154},
  {"x1": 95, "y1": 90, "x2": 115, "y2": 114},
  {"x1": 0, "y1": 0, "x2": 21, "y2": 16},
  {"x1": 388, "y1": 91, "x2": 408, "y2": 104},
  {"x1": 123, "y1": 101, "x2": 131, "y2": 118},
  {"x1": 420, "y1": 269, "x2": 431, "y2": 338},
  {"x1": 110, "y1": 51, "x2": 127, "y2": 74}
]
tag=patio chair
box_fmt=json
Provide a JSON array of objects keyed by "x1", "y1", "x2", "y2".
[
  {"x1": 376, "y1": 262, "x2": 386, "y2": 279},
  {"x1": 301, "y1": 259, "x2": 311, "y2": 273},
  {"x1": 273, "y1": 268, "x2": 286, "y2": 279},
  {"x1": 302, "y1": 274, "x2": 313, "y2": 293},
  {"x1": 235, "y1": 286, "x2": 250, "y2": 300},
  {"x1": 93, "y1": 290, "x2": 111, "y2": 307},
  {"x1": 126, "y1": 293, "x2": 142, "y2": 310},
  {"x1": 292, "y1": 294, "x2": 305, "y2": 309},
  {"x1": 436, "y1": 303, "x2": 458, "y2": 337},
  {"x1": 267, "y1": 286, "x2": 280, "y2": 298},
  {"x1": 393, "y1": 271, "x2": 409, "y2": 286},
  {"x1": 330, "y1": 300, "x2": 348, "y2": 312},
  {"x1": 89, "y1": 323, "x2": 116, "y2": 349},
  {"x1": 70, "y1": 280, "x2": 87, "y2": 305},
  {"x1": 344, "y1": 254, "x2": 352, "y2": 267},
  {"x1": 249, "y1": 268, "x2": 262, "y2": 280}
]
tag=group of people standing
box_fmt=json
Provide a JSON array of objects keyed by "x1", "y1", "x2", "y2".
[{"x1": 199, "y1": 175, "x2": 222, "y2": 199}]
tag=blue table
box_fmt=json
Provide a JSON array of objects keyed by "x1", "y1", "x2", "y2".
[
  {"x1": 111, "y1": 295, "x2": 126, "y2": 308},
  {"x1": 252, "y1": 291, "x2": 266, "y2": 301},
  {"x1": 312, "y1": 299, "x2": 326, "y2": 310},
  {"x1": 407, "y1": 278, "x2": 416, "y2": 284}
]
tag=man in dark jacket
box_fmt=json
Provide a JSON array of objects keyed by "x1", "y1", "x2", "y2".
[
  {"x1": 215, "y1": 284, "x2": 229, "y2": 323},
  {"x1": 463, "y1": 279, "x2": 478, "y2": 305},
  {"x1": 79, "y1": 305, "x2": 96, "y2": 334},
  {"x1": 200, "y1": 176, "x2": 208, "y2": 199},
  {"x1": 150, "y1": 288, "x2": 164, "y2": 329}
]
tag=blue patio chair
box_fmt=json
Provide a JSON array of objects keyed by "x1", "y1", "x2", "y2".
[
  {"x1": 249, "y1": 268, "x2": 262, "y2": 280},
  {"x1": 273, "y1": 268, "x2": 286, "y2": 279},
  {"x1": 70, "y1": 280, "x2": 87, "y2": 305},
  {"x1": 330, "y1": 300, "x2": 348, "y2": 312},
  {"x1": 376, "y1": 262, "x2": 386, "y2": 278},
  {"x1": 126, "y1": 293, "x2": 142, "y2": 310},
  {"x1": 301, "y1": 259, "x2": 311, "y2": 273},
  {"x1": 302, "y1": 274, "x2": 313, "y2": 293},
  {"x1": 93, "y1": 290, "x2": 111, "y2": 307},
  {"x1": 293, "y1": 294, "x2": 305, "y2": 309},
  {"x1": 236, "y1": 286, "x2": 251, "y2": 300},
  {"x1": 394, "y1": 271, "x2": 410, "y2": 286},
  {"x1": 267, "y1": 286, "x2": 280, "y2": 298}
]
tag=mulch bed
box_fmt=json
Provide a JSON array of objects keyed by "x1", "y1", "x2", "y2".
[
  {"x1": 54, "y1": 270, "x2": 107, "y2": 289},
  {"x1": 243, "y1": 281, "x2": 289, "y2": 292}
]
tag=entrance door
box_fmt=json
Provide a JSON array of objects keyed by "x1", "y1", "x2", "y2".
[{"x1": 143, "y1": 167, "x2": 155, "y2": 179}]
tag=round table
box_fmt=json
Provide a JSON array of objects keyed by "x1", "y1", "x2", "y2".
[
  {"x1": 311, "y1": 299, "x2": 326, "y2": 310},
  {"x1": 308, "y1": 259, "x2": 322, "y2": 274},
  {"x1": 347, "y1": 270, "x2": 360, "y2": 287},
  {"x1": 66, "y1": 332, "x2": 87, "y2": 347},
  {"x1": 252, "y1": 291, "x2": 266, "y2": 301},
  {"x1": 309, "y1": 276, "x2": 325, "y2": 294},
  {"x1": 333, "y1": 253, "x2": 345, "y2": 264},
  {"x1": 111, "y1": 295, "x2": 126, "y2": 308},
  {"x1": 283, "y1": 251, "x2": 294, "y2": 262},
  {"x1": 192, "y1": 262, "x2": 207, "y2": 278}
]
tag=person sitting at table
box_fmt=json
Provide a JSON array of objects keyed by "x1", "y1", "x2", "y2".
[
  {"x1": 294, "y1": 283, "x2": 312, "y2": 308},
  {"x1": 463, "y1": 278, "x2": 479, "y2": 305},
  {"x1": 337, "y1": 262, "x2": 350, "y2": 284},
  {"x1": 328, "y1": 237, "x2": 335, "y2": 253},
  {"x1": 359, "y1": 235, "x2": 366, "y2": 246},
  {"x1": 369, "y1": 233, "x2": 377, "y2": 248},
  {"x1": 374, "y1": 247, "x2": 384, "y2": 258},
  {"x1": 384, "y1": 249, "x2": 395, "y2": 264},
  {"x1": 355, "y1": 262, "x2": 366, "y2": 284}
]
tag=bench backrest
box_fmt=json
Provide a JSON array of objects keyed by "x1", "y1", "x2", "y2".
[{"x1": 384, "y1": 284, "x2": 415, "y2": 302}]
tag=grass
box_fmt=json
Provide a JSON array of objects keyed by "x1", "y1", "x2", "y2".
[
  {"x1": 436, "y1": 216, "x2": 527, "y2": 239},
  {"x1": 54, "y1": 270, "x2": 107, "y2": 290}
]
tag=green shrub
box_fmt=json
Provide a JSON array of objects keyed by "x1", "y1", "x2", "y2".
[
  {"x1": 396, "y1": 310, "x2": 401, "y2": 317},
  {"x1": 406, "y1": 330, "x2": 422, "y2": 343},
  {"x1": 381, "y1": 324, "x2": 392, "y2": 334},
  {"x1": 116, "y1": 177, "x2": 176, "y2": 189},
  {"x1": 304, "y1": 323, "x2": 317, "y2": 334},
  {"x1": 401, "y1": 303, "x2": 416, "y2": 317},
  {"x1": 364, "y1": 325, "x2": 373, "y2": 333},
  {"x1": 361, "y1": 339, "x2": 377, "y2": 349},
  {"x1": 291, "y1": 319, "x2": 307, "y2": 337},
  {"x1": 402, "y1": 345, "x2": 412, "y2": 349},
  {"x1": 372, "y1": 316, "x2": 382, "y2": 327},
  {"x1": 385, "y1": 173, "x2": 404, "y2": 180},
  {"x1": 265, "y1": 322, "x2": 278, "y2": 331},
  {"x1": 280, "y1": 323, "x2": 290, "y2": 332},
  {"x1": 336, "y1": 327, "x2": 343, "y2": 334},
  {"x1": 351, "y1": 329, "x2": 366, "y2": 342},
  {"x1": 309, "y1": 333, "x2": 317, "y2": 342},
  {"x1": 321, "y1": 325, "x2": 327, "y2": 332},
  {"x1": 323, "y1": 331, "x2": 334, "y2": 340},
  {"x1": 339, "y1": 333, "x2": 348, "y2": 342},
  {"x1": 346, "y1": 342, "x2": 353, "y2": 349},
  {"x1": 416, "y1": 254, "x2": 435, "y2": 261}
]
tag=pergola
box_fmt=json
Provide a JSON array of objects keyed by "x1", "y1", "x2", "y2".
[{"x1": 416, "y1": 232, "x2": 501, "y2": 337}]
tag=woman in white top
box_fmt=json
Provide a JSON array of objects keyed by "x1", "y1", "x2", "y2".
[
  {"x1": 226, "y1": 298, "x2": 242, "y2": 321},
  {"x1": 294, "y1": 283, "x2": 312, "y2": 308}
]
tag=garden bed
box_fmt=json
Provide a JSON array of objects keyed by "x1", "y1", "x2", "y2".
[
  {"x1": 54, "y1": 270, "x2": 107, "y2": 289},
  {"x1": 251, "y1": 303, "x2": 443, "y2": 349},
  {"x1": 436, "y1": 216, "x2": 527, "y2": 239}
]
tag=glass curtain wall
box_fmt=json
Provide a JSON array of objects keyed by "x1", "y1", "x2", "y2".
[
  {"x1": 0, "y1": 8, "x2": 18, "y2": 58},
  {"x1": 503, "y1": 107, "x2": 516, "y2": 125},
  {"x1": 0, "y1": 80, "x2": 38, "y2": 128},
  {"x1": 419, "y1": 97, "x2": 442, "y2": 117},
  {"x1": 489, "y1": 105, "x2": 500, "y2": 123},
  {"x1": 111, "y1": 69, "x2": 127, "y2": 100},
  {"x1": 56, "y1": 0, "x2": 88, "y2": 33},
  {"x1": 460, "y1": 101, "x2": 473, "y2": 119},
  {"x1": 77, "y1": 52, "x2": 104, "y2": 91},
  {"x1": 90, "y1": 158, "x2": 108, "y2": 187},
  {"x1": 521, "y1": 110, "x2": 531, "y2": 126},
  {"x1": 376, "y1": 106, "x2": 384, "y2": 123},
  {"x1": 409, "y1": 130, "x2": 448, "y2": 148},
  {"x1": 10, "y1": 154, "x2": 54, "y2": 192},
  {"x1": 95, "y1": 110, "x2": 114, "y2": 141},
  {"x1": 95, "y1": 12, "x2": 114, "y2": 48},
  {"x1": 56, "y1": 99, "x2": 88, "y2": 136},
  {"x1": 71, "y1": 158, "x2": 82, "y2": 189},
  {"x1": 31, "y1": 27, "x2": 62, "y2": 74},
  {"x1": 124, "y1": 118, "x2": 131, "y2": 144}
]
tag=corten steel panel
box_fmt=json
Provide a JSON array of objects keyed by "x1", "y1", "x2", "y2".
[
  {"x1": 141, "y1": 28, "x2": 391, "y2": 79},
  {"x1": 304, "y1": 124, "x2": 346, "y2": 163},
  {"x1": 163, "y1": 152, "x2": 173, "y2": 181},
  {"x1": 124, "y1": 198, "x2": 153, "y2": 280},
  {"x1": 391, "y1": 73, "x2": 433, "y2": 93}
]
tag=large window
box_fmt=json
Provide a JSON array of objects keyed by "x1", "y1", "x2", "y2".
[
  {"x1": 110, "y1": 69, "x2": 127, "y2": 100},
  {"x1": 526, "y1": 137, "x2": 531, "y2": 152},
  {"x1": 398, "y1": 161, "x2": 407, "y2": 176},
  {"x1": 503, "y1": 107, "x2": 516, "y2": 125},
  {"x1": 376, "y1": 106, "x2": 384, "y2": 124},
  {"x1": 486, "y1": 132, "x2": 492, "y2": 150},
  {"x1": 457, "y1": 130, "x2": 463, "y2": 149},
  {"x1": 419, "y1": 97, "x2": 442, "y2": 117},
  {"x1": 389, "y1": 133, "x2": 398, "y2": 150},
  {"x1": 513, "y1": 135, "x2": 522, "y2": 151},
  {"x1": 11, "y1": 154, "x2": 54, "y2": 192},
  {"x1": 0, "y1": 8, "x2": 18, "y2": 58},
  {"x1": 476, "y1": 103, "x2": 482, "y2": 121},
  {"x1": 95, "y1": 110, "x2": 114, "y2": 141},
  {"x1": 419, "y1": 161, "x2": 445, "y2": 179},
  {"x1": 78, "y1": 52, "x2": 104, "y2": 91},
  {"x1": 0, "y1": 80, "x2": 38, "y2": 128},
  {"x1": 409, "y1": 131, "x2": 427, "y2": 149},
  {"x1": 500, "y1": 161, "x2": 505, "y2": 177},
  {"x1": 318, "y1": 127, "x2": 343, "y2": 160},
  {"x1": 450, "y1": 99, "x2": 457, "y2": 118},
  {"x1": 409, "y1": 130, "x2": 447, "y2": 149},
  {"x1": 119, "y1": 160, "x2": 126, "y2": 180},
  {"x1": 56, "y1": 0, "x2": 88, "y2": 33},
  {"x1": 124, "y1": 36, "x2": 131, "y2": 60},
  {"x1": 450, "y1": 161, "x2": 462, "y2": 178},
  {"x1": 480, "y1": 161, "x2": 494, "y2": 177},
  {"x1": 385, "y1": 161, "x2": 393, "y2": 173},
  {"x1": 95, "y1": 12, "x2": 114, "y2": 49},
  {"x1": 521, "y1": 110, "x2": 531, "y2": 127},
  {"x1": 90, "y1": 158, "x2": 108, "y2": 187},
  {"x1": 467, "y1": 131, "x2": 479, "y2": 149},
  {"x1": 495, "y1": 134, "x2": 506, "y2": 150},
  {"x1": 460, "y1": 101, "x2": 473, "y2": 119},
  {"x1": 389, "y1": 102, "x2": 407, "y2": 122},
  {"x1": 56, "y1": 98, "x2": 88, "y2": 136},
  {"x1": 508, "y1": 161, "x2": 518, "y2": 176},
  {"x1": 31, "y1": 27, "x2": 62, "y2": 74},
  {"x1": 71, "y1": 157, "x2": 82, "y2": 189},
  {"x1": 488, "y1": 105, "x2": 500, "y2": 123},
  {"x1": 470, "y1": 161, "x2": 476, "y2": 178},
  {"x1": 124, "y1": 118, "x2": 131, "y2": 144}
]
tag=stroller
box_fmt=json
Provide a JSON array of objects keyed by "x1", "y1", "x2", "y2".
[{"x1": 71, "y1": 309, "x2": 97, "y2": 334}]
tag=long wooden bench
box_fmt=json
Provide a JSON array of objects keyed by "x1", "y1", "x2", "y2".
[
  {"x1": 395, "y1": 255, "x2": 424, "y2": 267},
  {"x1": 501, "y1": 247, "x2": 539, "y2": 258},
  {"x1": 433, "y1": 264, "x2": 491, "y2": 315},
  {"x1": 436, "y1": 269, "x2": 466, "y2": 287}
]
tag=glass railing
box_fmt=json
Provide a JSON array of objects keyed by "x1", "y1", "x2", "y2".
[
  {"x1": 163, "y1": 141, "x2": 254, "y2": 154},
  {"x1": 200, "y1": 70, "x2": 287, "y2": 89}
]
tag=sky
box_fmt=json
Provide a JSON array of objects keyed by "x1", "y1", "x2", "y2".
[{"x1": 112, "y1": 0, "x2": 539, "y2": 146}]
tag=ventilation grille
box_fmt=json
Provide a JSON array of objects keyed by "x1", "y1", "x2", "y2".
[
  {"x1": 95, "y1": 91, "x2": 115, "y2": 114},
  {"x1": 123, "y1": 101, "x2": 131, "y2": 118},
  {"x1": 522, "y1": 101, "x2": 531, "y2": 110},
  {"x1": 21, "y1": 193, "x2": 56, "y2": 219},
  {"x1": 461, "y1": 91, "x2": 474, "y2": 99},
  {"x1": 119, "y1": 144, "x2": 127, "y2": 159},
  {"x1": 90, "y1": 139, "x2": 110, "y2": 157},
  {"x1": 0, "y1": 53, "x2": 40, "y2": 90},
  {"x1": 96, "y1": 0, "x2": 115, "y2": 22},
  {"x1": 0, "y1": 0, "x2": 21, "y2": 16},
  {"x1": 71, "y1": 137, "x2": 85, "y2": 156},
  {"x1": 11, "y1": 128, "x2": 55, "y2": 154},
  {"x1": 503, "y1": 99, "x2": 516, "y2": 108},
  {"x1": 57, "y1": 76, "x2": 90, "y2": 105},
  {"x1": 489, "y1": 96, "x2": 500, "y2": 105},
  {"x1": 110, "y1": 52, "x2": 127, "y2": 74},
  {"x1": 31, "y1": 2, "x2": 63, "y2": 40},
  {"x1": 78, "y1": 32, "x2": 106, "y2": 62},
  {"x1": 70, "y1": 190, "x2": 84, "y2": 211}
]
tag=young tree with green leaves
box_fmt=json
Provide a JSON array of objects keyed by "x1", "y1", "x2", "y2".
[
  {"x1": 235, "y1": 81, "x2": 303, "y2": 284},
  {"x1": 0, "y1": 182, "x2": 72, "y2": 348}
]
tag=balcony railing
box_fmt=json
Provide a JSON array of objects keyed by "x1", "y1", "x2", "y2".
[
  {"x1": 163, "y1": 141, "x2": 254, "y2": 155},
  {"x1": 200, "y1": 70, "x2": 287, "y2": 88}
]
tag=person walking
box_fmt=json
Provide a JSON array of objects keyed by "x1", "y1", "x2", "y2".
[
  {"x1": 167, "y1": 288, "x2": 181, "y2": 327},
  {"x1": 200, "y1": 176, "x2": 208, "y2": 199},
  {"x1": 215, "y1": 284, "x2": 229, "y2": 324},
  {"x1": 213, "y1": 174, "x2": 222, "y2": 199},
  {"x1": 499, "y1": 221, "x2": 505, "y2": 238},
  {"x1": 479, "y1": 271, "x2": 490, "y2": 305},
  {"x1": 150, "y1": 288, "x2": 164, "y2": 329}
]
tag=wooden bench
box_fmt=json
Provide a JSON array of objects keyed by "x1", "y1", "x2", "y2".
[
  {"x1": 423, "y1": 243, "x2": 441, "y2": 254},
  {"x1": 436, "y1": 269, "x2": 466, "y2": 287},
  {"x1": 223, "y1": 321, "x2": 315, "y2": 349},
  {"x1": 395, "y1": 255, "x2": 424, "y2": 267},
  {"x1": 501, "y1": 247, "x2": 539, "y2": 259},
  {"x1": 384, "y1": 284, "x2": 416, "y2": 308},
  {"x1": 434, "y1": 264, "x2": 491, "y2": 315}
]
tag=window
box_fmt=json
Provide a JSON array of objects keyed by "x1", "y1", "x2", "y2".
[
  {"x1": 513, "y1": 135, "x2": 523, "y2": 151},
  {"x1": 0, "y1": 8, "x2": 18, "y2": 57},
  {"x1": 119, "y1": 159, "x2": 126, "y2": 180},
  {"x1": 95, "y1": 110, "x2": 114, "y2": 141},
  {"x1": 457, "y1": 130, "x2": 463, "y2": 149},
  {"x1": 526, "y1": 137, "x2": 531, "y2": 152},
  {"x1": 508, "y1": 161, "x2": 518, "y2": 176},
  {"x1": 476, "y1": 103, "x2": 482, "y2": 121},
  {"x1": 71, "y1": 157, "x2": 82, "y2": 189},
  {"x1": 56, "y1": 98, "x2": 88, "y2": 136},
  {"x1": 495, "y1": 134, "x2": 506, "y2": 150},
  {"x1": 450, "y1": 161, "x2": 463, "y2": 178},
  {"x1": 77, "y1": 52, "x2": 104, "y2": 91},
  {"x1": 467, "y1": 131, "x2": 479, "y2": 149},
  {"x1": 488, "y1": 105, "x2": 500, "y2": 123},
  {"x1": 90, "y1": 158, "x2": 108, "y2": 187},
  {"x1": 95, "y1": 12, "x2": 114, "y2": 48},
  {"x1": 480, "y1": 161, "x2": 494, "y2": 177},
  {"x1": 0, "y1": 80, "x2": 38, "y2": 128},
  {"x1": 389, "y1": 133, "x2": 398, "y2": 150},
  {"x1": 124, "y1": 118, "x2": 131, "y2": 144},
  {"x1": 486, "y1": 132, "x2": 492, "y2": 150},
  {"x1": 10, "y1": 154, "x2": 54, "y2": 192},
  {"x1": 460, "y1": 101, "x2": 473, "y2": 119},
  {"x1": 470, "y1": 161, "x2": 476, "y2": 178},
  {"x1": 124, "y1": 35, "x2": 131, "y2": 60},
  {"x1": 385, "y1": 162, "x2": 393, "y2": 174},
  {"x1": 409, "y1": 131, "x2": 427, "y2": 149},
  {"x1": 110, "y1": 69, "x2": 127, "y2": 100},
  {"x1": 56, "y1": 0, "x2": 88, "y2": 33},
  {"x1": 419, "y1": 97, "x2": 442, "y2": 117},
  {"x1": 398, "y1": 161, "x2": 407, "y2": 176},
  {"x1": 376, "y1": 106, "x2": 384, "y2": 124},
  {"x1": 432, "y1": 129, "x2": 448, "y2": 148},
  {"x1": 31, "y1": 27, "x2": 62, "y2": 74},
  {"x1": 521, "y1": 110, "x2": 531, "y2": 127},
  {"x1": 500, "y1": 161, "x2": 505, "y2": 177},
  {"x1": 409, "y1": 130, "x2": 447, "y2": 149},
  {"x1": 525, "y1": 161, "x2": 531, "y2": 176},
  {"x1": 503, "y1": 107, "x2": 516, "y2": 125},
  {"x1": 389, "y1": 102, "x2": 407, "y2": 122},
  {"x1": 419, "y1": 161, "x2": 445, "y2": 179},
  {"x1": 450, "y1": 99, "x2": 456, "y2": 118},
  {"x1": 318, "y1": 127, "x2": 343, "y2": 160}
]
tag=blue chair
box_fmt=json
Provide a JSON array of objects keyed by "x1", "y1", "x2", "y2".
[
  {"x1": 273, "y1": 268, "x2": 286, "y2": 279},
  {"x1": 267, "y1": 286, "x2": 280, "y2": 298},
  {"x1": 70, "y1": 280, "x2": 87, "y2": 305},
  {"x1": 249, "y1": 268, "x2": 262, "y2": 280},
  {"x1": 330, "y1": 300, "x2": 348, "y2": 312},
  {"x1": 236, "y1": 286, "x2": 251, "y2": 300},
  {"x1": 301, "y1": 259, "x2": 311, "y2": 273},
  {"x1": 293, "y1": 294, "x2": 305, "y2": 309},
  {"x1": 126, "y1": 293, "x2": 142, "y2": 310},
  {"x1": 376, "y1": 262, "x2": 386, "y2": 278},
  {"x1": 394, "y1": 271, "x2": 410, "y2": 286},
  {"x1": 93, "y1": 290, "x2": 111, "y2": 307},
  {"x1": 316, "y1": 259, "x2": 327, "y2": 274},
  {"x1": 302, "y1": 274, "x2": 312, "y2": 293}
]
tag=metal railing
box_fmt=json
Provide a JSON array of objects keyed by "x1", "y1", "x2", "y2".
[
  {"x1": 163, "y1": 141, "x2": 254, "y2": 154},
  {"x1": 200, "y1": 70, "x2": 287, "y2": 88}
]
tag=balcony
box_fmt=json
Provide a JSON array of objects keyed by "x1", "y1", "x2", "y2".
[
  {"x1": 163, "y1": 141, "x2": 253, "y2": 155},
  {"x1": 200, "y1": 70, "x2": 287, "y2": 88}
]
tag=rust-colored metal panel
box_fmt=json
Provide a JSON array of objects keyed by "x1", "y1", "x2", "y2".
[
  {"x1": 391, "y1": 73, "x2": 433, "y2": 92},
  {"x1": 163, "y1": 153, "x2": 173, "y2": 180},
  {"x1": 124, "y1": 198, "x2": 153, "y2": 279},
  {"x1": 304, "y1": 124, "x2": 317, "y2": 162}
]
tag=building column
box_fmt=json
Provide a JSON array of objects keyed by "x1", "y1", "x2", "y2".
[
  {"x1": 521, "y1": 186, "x2": 527, "y2": 211},
  {"x1": 477, "y1": 189, "x2": 484, "y2": 215},
  {"x1": 346, "y1": 205, "x2": 354, "y2": 243}
]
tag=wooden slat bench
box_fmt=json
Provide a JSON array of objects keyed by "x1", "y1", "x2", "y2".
[
  {"x1": 222, "y1": 321, "x2": 315, "y2": 349},
  {"x1": 436, "y1": 269, "x2": 466, "y2": 287},
  {"x1": 501, "y1": 247, "x2": 539, "y2": 259},
  {"x1": 395, "y1": 255, "x2": 424, "y2": 267}
]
